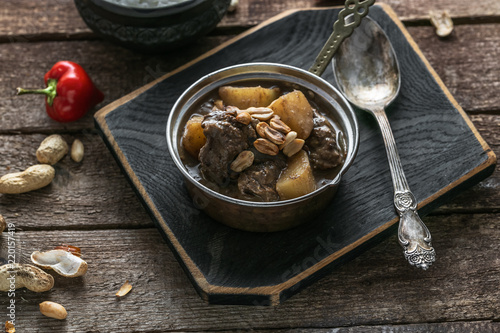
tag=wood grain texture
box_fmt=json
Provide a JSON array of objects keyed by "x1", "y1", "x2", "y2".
[
  {"x1": 0, "y1": 133, "x2": 152, "y2": 230},
  {"x1": 0, "y1": 0, "x2": 497, "y2": 330},
  {"x1": 406, "y1": 24, "x2": 500, "y2": 113},
  {"x1": 1, "y1": 0, "x2": 500, "y2": 41},
  {"x1": 437, "y1": 114, "x2": 500, "y2": 213},
  {"x1": 1, "y1": 23, "x2": 499, "y2": 133},
  {"x1": 198, "y1": 321, "x2": 500, "y2": 332},
  {"x1": 0, "y1": 114, "x2": 499, "y2": 232},
  {"x1": 0, "y1": 37, "x2": 230, "y2": 133},
  {"x1": 1, "y1": 212, "x2": 499, "y2": 331},
  {"x1": 95, "y1": 7, "x2": 495, "y2": 304}
]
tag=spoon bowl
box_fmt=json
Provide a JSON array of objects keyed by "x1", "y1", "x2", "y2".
[
  {"x1": 333, "y1": 17, "x2": 400, "y2": 110},
  {"x1": 333, "y1": 17, "x2": 436, "y2": 269}
]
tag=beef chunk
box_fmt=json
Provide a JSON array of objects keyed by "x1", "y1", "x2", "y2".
[
  {"x1": 238, "y1": 159, "x2": 286, "y2": 202},
  {"x1": 199, "y1": 110, "x2": 256, "y2": 185},
  {"x1": 306, "y1": 110, "x2": 342, "y2": 170}
]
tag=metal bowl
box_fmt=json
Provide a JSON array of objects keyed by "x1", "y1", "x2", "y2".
[
  {"x1": 74, "y1": 0, "x2": 230, "y2": 52},
  {"x1": 166, "y1": 63, "x2": 359, "y2": 232}
]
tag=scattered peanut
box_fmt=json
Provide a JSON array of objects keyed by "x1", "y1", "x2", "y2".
[
  {"x1": 36, "y1": 135, "x2": 68, "y2": 165},
  {"x1": 39, "y1": 301, "x2": 67, "y2": 320},
  {"x1": 430, "y1": 10, "x2": 453, "y2": 37},
  {"x1": 5, "y1": 321, "x2": 15, "y2": 333},
  {"x1": 235, "y1": 112, "x2": 252, "y2": 125},
  {"x1": 283, "y1": 139, "x2": 305, "y2": 157},
  {"x1": 70, "y1": 139, "x2": 84, "y2": 163},
  {"x1": 279, "y1": 131, "x2": 298, "y2": 150},
  {"x1": 116, "y1": 280, "x2": 133, "y2": 297},
  {"x1": 270, "y1": 116, "x2": 291, "y2": 134},
  {"x1": 0, "y1": 165, "x2": 55, "y2": 194},
  {"x1": 244, "y1": 107, "x2": 274, "y2": 121},
  {"x1": 0, "y1": 264, "x2": 54, "y2": 292},
  {"x1": 230, "y1": 151, "x2": 254, "y2": 173},
  {"x1": 0, "y1": 215, "x2": 5, "y2": 233},
  {"x1": 228, "y1": 0, "x2": 238, "y2": 12},
  {"x1": 255, "y1": 121, "x2": 270, "y2": 138},
  {"x1": 263, "y1": 125, "x2": 286, "y2": 145},
  {"x1": 253, "y1": 138, "x2": 279, "y2": 156}
]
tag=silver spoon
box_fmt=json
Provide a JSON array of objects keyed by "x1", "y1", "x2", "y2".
[{"x1": 332, "y1": 17, "x2": 436, "y2": 269}]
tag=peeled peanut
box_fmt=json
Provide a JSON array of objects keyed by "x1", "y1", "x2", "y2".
[
  {"x1": 36, "y1": 135, "x2": 68, "y2": 165},
  {"x1": 0, "y1": 165, "x2": 55, "y2": 194},
  {"x1": 230, "y1": 151, "x2": 254, "y2": 173},
  {"x1": 39, "y1": 301, "x2": 67, "y2": 320},
  {"x1": 283, "y1": 139, "x2": 305, "y2": 157},
  {"x1": 253, "y1": 138, "x2": 279, "y2": 156},
  {"x1": 71, "y1": 139, "x2": 84, "y2": 163}
]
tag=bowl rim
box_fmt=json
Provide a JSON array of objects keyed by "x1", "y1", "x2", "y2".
[{"x1": 166, "y1": 62, "x2": 360, "y2": 208}]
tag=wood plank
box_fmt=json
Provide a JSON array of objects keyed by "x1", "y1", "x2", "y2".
[
  {"x1": 437, "y1": 114, "x2": 500, "y2": 213},
  {"x1": 1, "y1": 0, "x2": 500, "y2": 41},
  {"x1": 202, "y1": 321, "x2": 500, "y2": 333},
  {"x1": 1, "y1": 212, "x2": 499, "y2": 331},
  {"x1": 0, "y1": 37, "x2": 229, "y2": 133},
  {"x1": 1, "y1": 22, "x2": 499, "y2": 134},
  {"x1": 0, "y1": 115, "x2": 498, "y2": 231},
  {"x1": 222, "y1": 0, "x2": 500, "y2": 27},
  {"x1": 0, "y1": 133, "x2": 153, "y2": 230},
  {"x1": 406, "y1": 24, "x2": 500, "y2": 113}
]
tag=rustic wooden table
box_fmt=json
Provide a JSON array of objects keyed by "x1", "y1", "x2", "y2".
[{"x1": 1, "y1": 0, "x2": 499, "y2": 332}]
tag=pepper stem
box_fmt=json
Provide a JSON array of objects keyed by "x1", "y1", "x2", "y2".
[{"x1": 16, "y1": 79, "x2": 58, "y2": 106}]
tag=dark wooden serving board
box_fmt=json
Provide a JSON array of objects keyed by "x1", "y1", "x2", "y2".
[{"x1": 94, "y1": 4, "x2": 496, "y2": 305}]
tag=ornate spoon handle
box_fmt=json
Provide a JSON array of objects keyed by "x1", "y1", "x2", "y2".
[
  {"x1": 309, "y1": 0, "x2": 375, "y2": 76},
  {"x1": 373, "y1": 108, "x2": 436, "y2": 269}
]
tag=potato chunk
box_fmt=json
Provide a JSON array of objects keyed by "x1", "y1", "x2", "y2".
[
  {"x1": 276, "y1": 150, "x2": 316, "y2": 200},
  {"x1": 268, "y1": 90, "x2": 314, "y2": 139},
  {"x1": 182, "y1": 116, "x2": 206, "y2": 159},
  {"x1": 219, "y1": 86, "x2": 281, "y2": 109}
]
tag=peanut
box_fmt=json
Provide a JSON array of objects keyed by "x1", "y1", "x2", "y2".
[
  {"x1": 279, "y1": 131, "x2": 298, "y2": 150},
  {"x1": 253, "y1": 138, "x2": 279, "y2": 156},
  {"x1": 0, "y1": 165, "x2": 55, "y2": 194},
  {"x1": 0, "y1": 264, "x2": 54, "y2": 292},
  {"x1": 0, "y1": 215, "x2": 5, "y2": 233},
  {"x1": 283, "y1": 139, "x2": 305, "y2": 157},
  {"x1": 36, "y1": 135, "x2": 68, "y2": 165},
  {"x1": 270, "y1": 116, "x2": 291, "y2": 134},
  {"x1": 264, "y1": 126, "x2": 286, "y2": 145},
  {"x1": 430, "y1": 10, "x2": 453, "y2": 37},
  {"x1": 235, "y1": 112, "x2": 252, "y2": 125},
  {"x1": 39, "y1": 301, "x2": 67, "y2": 320},
  {"x1": 230, "y1": 151, "x2": 254, "y2": 173},
  {"x1": 70, "y1": 139, "x2": 84, "y2": 163},
  {"x1": 255, "y1": 121, "x2": 269, "y2": 138},
  {"x1": 244, "y1": 107, "x2": 274, "y2": 121},
  {"x1": 116, "y1": 280, "x2": 133, "y2": 297}
]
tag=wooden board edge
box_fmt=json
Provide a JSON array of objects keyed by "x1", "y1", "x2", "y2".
[
  {"x1": 172, "y1": 4, "x2": 499, "y2": 303},
  {"x1": 93, "y1": 4, "x2": 498, "y2": 306},
  {"x1": 93, "y1": 7, "x2": 337, "y2": 306}
]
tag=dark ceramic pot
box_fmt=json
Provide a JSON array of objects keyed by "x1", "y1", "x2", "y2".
[{"x1": 74, "y1": 0, "x2": 230, "y2": 52}]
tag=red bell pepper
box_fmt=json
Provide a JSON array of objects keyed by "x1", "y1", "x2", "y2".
[{"x1": 17, "y1": 61, "x2": 104, "y2": 122}]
